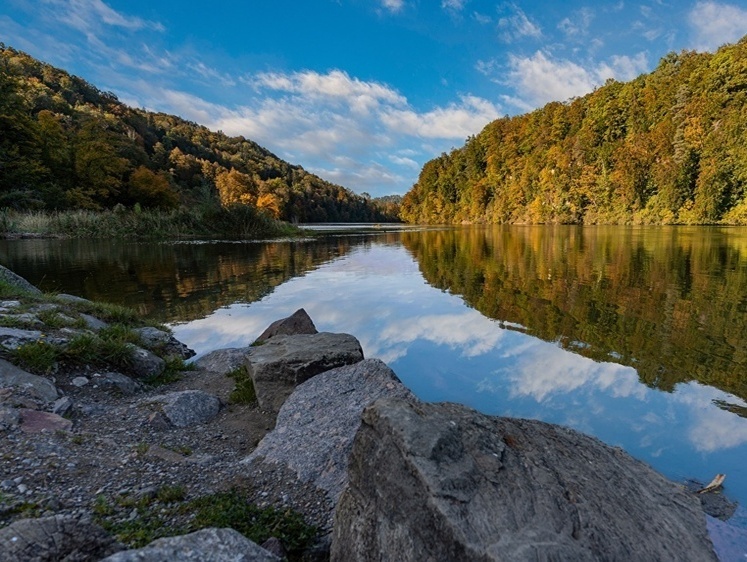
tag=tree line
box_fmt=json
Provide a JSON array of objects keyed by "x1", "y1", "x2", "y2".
[
  {"x1": 0, "y1": 45, "x2": 398, "y2": 223},
  {"x1": 401, "y1": 36, "x2": 747, "y2": 225}
]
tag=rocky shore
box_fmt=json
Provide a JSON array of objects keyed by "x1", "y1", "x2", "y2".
[{"x1": 0, "y1": 264, "x2": 733, "y2": 561}]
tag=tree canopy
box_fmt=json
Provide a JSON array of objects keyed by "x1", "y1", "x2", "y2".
[{"x1": 401, "y1": 37, "x2": 747, "y2": 225}]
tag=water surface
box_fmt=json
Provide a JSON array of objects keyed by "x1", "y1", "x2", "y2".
[{"x1": 2, "y1": 226, "x2": 746, "y2": 516}]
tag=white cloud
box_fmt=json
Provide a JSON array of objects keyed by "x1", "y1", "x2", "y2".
[
  {"x1": 389, "y1": 155, "x2": 420, "y2": 169},
  {"x1": 688, "y1": 1, "x2": 747, "y2": 51},
  {"x1": 558, "y1": 8, "x2": 594, "y2": 37},
  {"x1": 501, "y1": 50, "x2": 649, "y2": 109},
  {"x1": 381, "y1": 95, "x2": 500, "y2": 139},
  {"x1": 442, "y1": 0, "x2": 466, "y2": 11},
  {"x1": 42, "y1": 0, "x2": 163, "y2": 33},
  {"x1": 473, "y1": 12, "x2": 492, "y2": 24},
  {"x1": 381, "y1": 0, "x2": 404, "y2": 14},
  {"x1": 498, "y1": 5, "x2": 542, "y2": 42}
]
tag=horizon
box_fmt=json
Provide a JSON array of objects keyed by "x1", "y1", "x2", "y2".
[{"x1": 2, "y1": 0, "x2": 746, "y2": 197}]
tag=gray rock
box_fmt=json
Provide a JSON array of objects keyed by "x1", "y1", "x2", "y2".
[
  {"x1": 0, "y1": 514, "x2": 120, "y2": 561},
  {"x1": 52, "y1": 396, "x2": 74, "y2": 416},
  {"x1": 0, "y1": 405, "x2": 20, "y2": 430},
  {"x1": 0, "y1": 265, "x2": 41, "y2": 295},
  {"x1": 0, "y1": 327, "x2": 45, "y2": 350},
  {"x1": 55, "y1": 293, "x2": 92, "y2": 305},
  {"x1": 134, "y1": 326, "x2": 195, "y2": 359},
  {"x1": 332, "y1": 398, "x2": 717, "y2": 562},
  {"x1": 72, "y1": 376, "x2": 90, "y2": 387},
  {"x1": 0, "y1": 299, "x2": 21, "y2": 311},
  {"x1": 255, "y1": 308, "x2": 318, "y2": 343},
  {"x1": 146, "y1": 390, "x2": 220, "y2": 428},
  {"x1": 246, "y1": 332, "x2": 364, "y2": 413},
  {"x1": 193, "y1": 348, "x2": 250, "y2": 375},
  {"x1": 127, "y1": 344, "x2": 166, "y2": 378},
  {"x1": 100, "y1": 527, "x2": 281, "y2": 562},
  {"x1": 0, "y1": 358, "x2": 58, "y2": 402},
  {"x1": 94, "y1": 371, "x2": 144, "y2": 395},
  {"x1": 19, "y1": 409, "x2": 73, "y2": 433},
  {"x1": 244, "y1": 359, "x2": 414, "y2": 531},
  {"x1": 80, "y1": 313, "x2": 108, "y2": 331}
]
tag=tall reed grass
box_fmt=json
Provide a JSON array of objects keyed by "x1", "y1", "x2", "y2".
[{"x1": 0, "y1": 206, "x2": 298, "y2": 239}]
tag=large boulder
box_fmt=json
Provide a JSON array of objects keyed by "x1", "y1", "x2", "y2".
[
  {"x1": 193, "y1": 348, "x2": 250, "y2": 375},
  {"x1": 0, "y1": 514, "x2": 121, "y2": 561},
  {"x1": 127, "y1": 344, "x2": 166, "y2": 379},
  {"x1": 243, "y1": 359, "x2": 415, "y2": 530},
  {"x1": 100, "y1": 528, "x2": 280, "y2": 562},
  {"x1": 332, "y1": 398, "x2": 716, "y2": 562},
  {"x1": 0, "y1": 265, "x2": 41, "y2": 295},
  {"x1": 254, "y1": 308, "x2": 317, "y2": 344},
  {"x1": 0, "y1": 358, "x2": 59, "y2": 402},
  {"x1": 245, "y1": 332, "x2": 363, "y2": 413}
]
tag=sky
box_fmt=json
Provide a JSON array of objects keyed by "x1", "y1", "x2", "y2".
[{"x1": 2, "y1": 1, "x2": 747, "y2": 197}]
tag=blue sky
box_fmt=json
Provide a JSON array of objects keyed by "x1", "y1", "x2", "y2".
[{"x1": 2, "y1": 1, "x2": 747, "y2": 197}]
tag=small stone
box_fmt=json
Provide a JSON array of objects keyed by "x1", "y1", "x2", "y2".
[
  {"x1": 1, "y1": 480, "x2": 14, "y2": 490},
  {"x1": 71, "y1": 377, "x2": 89, "y2": 388},
  {"x1": 17, "y1": 484, "x2": 27, "y2": 494},
  {"x1": 52, "y1": 396, "x2": 73, "y2": 416}
]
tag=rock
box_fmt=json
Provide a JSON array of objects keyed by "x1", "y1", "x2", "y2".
[
  {"x1": 246, "y1": 332, "x2": 364, "y2": 413},
  {"x1": 0, "y1": 358, "x2": 59, "y2": 402},
  {"x1": 0, "y1": 327, "x2": 45, "y2": 350},
  {"x1": 134, "y1": 326, "x2": 195, "y2": 359},
  {"x1": 193, "y1": 348, "x2": 250, "y2": 375},
  {"x1": 0, "y1": 265, "x2": 41, "y2": 295},
  {"x1": 100, "y1": 527, "x2": 281, "y2": 561},
  {"x1": 55, "y1": 293, "x2": 92, "y2": 305},
  {"x1": 332, "y1": 398, "x2": 717, "y2": 562},
  {"x1": 80, "y1": 313, "x2": 108, "y2": 331},
  {"x1": 127, "y1": 344, "x2": 166, "y2": 378},
  {"x1": 0, "y1": 514, "x2": 121, "y2": 561},
  {"x1": 94, "y1": 371, "x2": 144, "y2": 395},
  {"x1": 244, "y1": 359, "x2": 414, "y2": 531},
  {"x1": 146, "y1": 390, "x2": 221, "y2": 428},
  {"x1": 19, "y1": 409, "x2": 73, "y2": 433},
  {"x1": 72, "y1": 376, "x2": 90, "y2": 387},
  {"x1": 0, "y1": 405, "x2": 20, "y2": 430},
  {"x1": 255, "y1": 308, "x2": 318, "y2": 343},
  {"x1": 260, "y1": 537, "x2": 287, "y2": 559},
  {"x1": 0, "y1": 299, "x2": 21, "y2": 311},
  {"x1": 52, "y1": 396, "x2": 74, "y2": 416}
]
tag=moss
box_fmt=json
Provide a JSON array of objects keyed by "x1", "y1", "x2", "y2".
[{"x1": 226, "y1": 365, "x2": 256, "y2": 404}]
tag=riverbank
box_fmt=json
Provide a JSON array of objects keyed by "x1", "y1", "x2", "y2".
[
  {"x1": 0, "y1": 207, "x2": 298, "y2": 240},
  {"x1": 0, "y1": 265, "x2": 740, "y2": 561}
]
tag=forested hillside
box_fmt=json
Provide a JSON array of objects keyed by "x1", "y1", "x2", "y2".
[
  {"x1": 0, "y1": 45, "x2": 397, "y2": 222},
  {"x1": 402, "y1": 37, "x2": 747, "y2": 225}
]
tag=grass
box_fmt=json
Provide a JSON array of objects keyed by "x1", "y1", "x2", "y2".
[
  {"x1": 10, "y1": 340, "x2": 60, "y2": 372},
  {"x1": 92, "y1": 488, "x2": 317, "y2": 559},
  {"x1": 0, "y1": 205, "x2": 300, "y2": 240},
  {"x1": 226, "y1": 365, "x2": 256, "y2": 404}
]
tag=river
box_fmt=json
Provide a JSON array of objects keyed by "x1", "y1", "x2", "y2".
[{"x1": 2, "y1": 225, "x2": 747, "y2": 523}]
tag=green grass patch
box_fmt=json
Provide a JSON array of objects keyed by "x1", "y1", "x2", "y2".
[
  {"x1": 226, "y1": 365, "x2": 256, "y2": 404},
  {"x1": 142, "y1": 357, "x2": 194, "y2": 387},
  {"x1": 35, "y1": 309, "x2": 74, "y2": 329},
  {"x1": 10, "y1": 340, "x2": 60, "y2": 372}
]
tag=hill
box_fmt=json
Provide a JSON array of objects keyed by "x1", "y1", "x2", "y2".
[
  {"x1": 401, "y1": 37, "x2": 747, "y2": 225},
  {"x1": 0, "y1": 45, "x2": 398, "y2": 223}
]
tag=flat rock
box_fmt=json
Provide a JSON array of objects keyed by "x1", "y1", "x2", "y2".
[
  {"x1": 19, "y1": 409, "x2": 73, "y2": 433},
  {"x1": 146, "y1": 390, "x2": 221, "y2": 428},
  {"x1": 255, "y1": 308, "x2": 317, "y2": 343},
  {"x1": 246, "y1": 332, "x2": 364, "y2": 413},
  {"x1": 332, "y1": 398, "x2": 717, "y2": 562},
  {"x1": 80, "y1": 313, "x2": 108, "y2": 331},
  {"x1": 55, "y1": 293, "x2": 92, "y2": 305},
  {"x1": 0, "y1": 514, "x2": 120, "y2": 561},
  {"x1": 0, "y1": 265, "x2": 41, "y2": 295},
  {"x1": 100, "y1": 527, "x2": 281, "y2": 562},
  {"x1": 193, "y1": 348, "x2": 250, "y2": 375},
  {"x1": 244, "y1": 358, "x2": 414, "y2": 532},
  {"x1": 0, "y1": 327, "x2": 45, "y2": 351},
  {"x1": 0, "y1": 358, "x2": 58, "y2": 402}
]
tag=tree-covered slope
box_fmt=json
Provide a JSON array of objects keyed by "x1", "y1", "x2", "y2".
[
  {"x1": 401, "y1": 37, "x2": 747, "y2": 225},
  {"x1": 0, "y1": 45, "x2": 397, "y2": 222}
]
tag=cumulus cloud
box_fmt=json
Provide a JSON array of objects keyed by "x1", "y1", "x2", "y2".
[
  {"x1": 381, "y1": 95, "x2": 501, "y2": 138},
  {"x1": 688, "y1": 1, "x2": 747, "y2": 51},
  {"x1": 498, "y1": 4, "x2": 542, "y2": 42},
  {"x1": 498, "y1": 50, "x2": 649, "y2": 109},
  {"x1": 381, "y1": 0, "x2": 405, "y2": 14}
]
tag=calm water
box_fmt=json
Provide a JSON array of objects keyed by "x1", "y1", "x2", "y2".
[{"x1": 2, "y1": 226, "x2": 747, "y2": 519}]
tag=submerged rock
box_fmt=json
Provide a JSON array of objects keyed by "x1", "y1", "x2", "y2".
[
  {"x1": 101, "y1": 527, "x2": 281, "y2": 562},
  {"x1": 254, "y1": 308, "x2": 318, "y2": 343},
  {"x1": 245, "y1": 332, "x2": 363, "y2": 413},
  {"x1": 332, "y1": 398, "x2": 717, "y2": 562}
]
